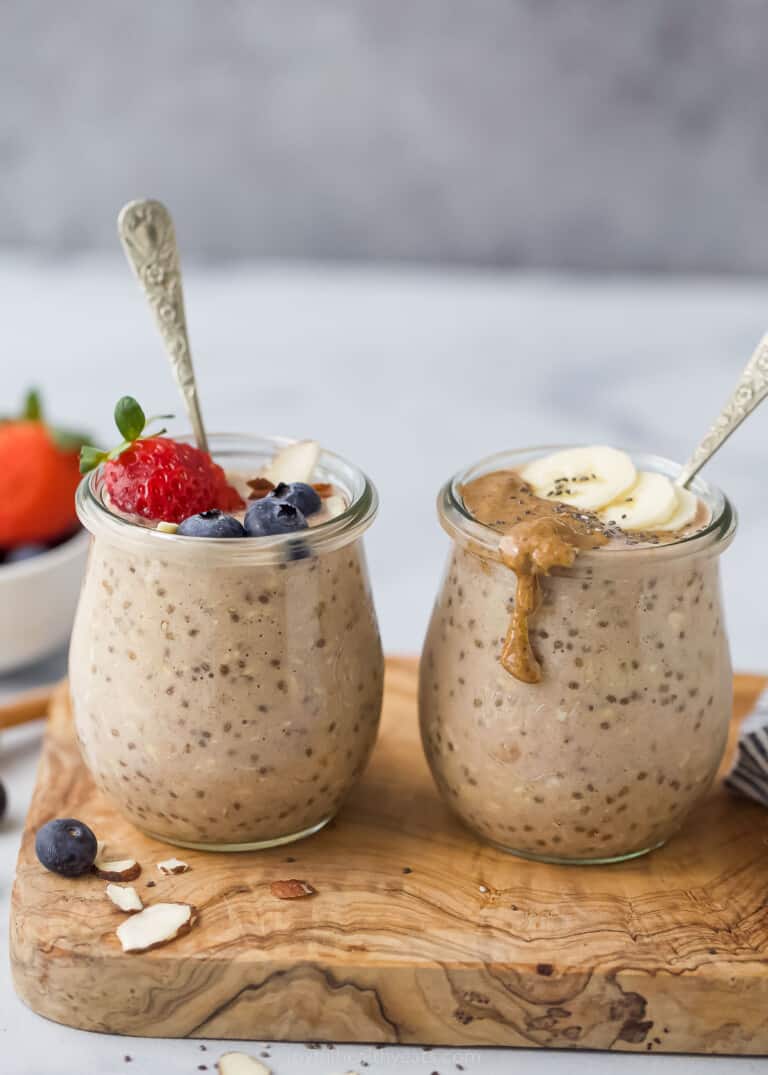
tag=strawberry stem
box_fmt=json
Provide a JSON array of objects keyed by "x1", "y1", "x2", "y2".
[
  {"x1": 79, "y1": 446, "x2": 109, "y2": 473},
  {"x1": 79, "y1": 397, "x2": 175, "y2": 474},
  {"x1": 23, "y1": 388, "x2": 42, "y2": 421},
  {"x1": 114, "y1": 396, "x2": 146, "y2": 442}
]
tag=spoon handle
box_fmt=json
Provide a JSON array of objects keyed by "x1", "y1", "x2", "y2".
[
  {"x1": 677, "y1": 331, "x2": 768, "y2": 487},
  {"x1": 117, "y1": 199, "x2": 208, "y2": 453}
]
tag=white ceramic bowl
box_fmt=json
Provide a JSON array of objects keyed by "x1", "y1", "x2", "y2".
[{"x1": 0, "y1": 530, "x2": 89, "y2": 674}]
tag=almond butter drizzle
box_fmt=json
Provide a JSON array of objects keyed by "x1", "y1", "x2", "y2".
[
  {"x1": 461, "y1": 472, "x2": 608, "y2": 684},
  {"x1": 498, "y1": 518, "x2": 606, "y2": 682},
  {"x1": 460, "y1": 469, "x2": 710, "y2": 684}
]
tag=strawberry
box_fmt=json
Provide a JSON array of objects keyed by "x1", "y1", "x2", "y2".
[
  {"x1": 103, "y1": 437, "x2": 244, "y2": 522},
  {"x1": 0, "y1": 390, "x2": 85, "y2": 548},
  {"x1": 80, "y1": 396, "x2": 244, "y2": 523}
]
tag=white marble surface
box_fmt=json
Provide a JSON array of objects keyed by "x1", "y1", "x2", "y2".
[{"x1": 3, "y1": 257, "x2": 768, "y2": 1074}]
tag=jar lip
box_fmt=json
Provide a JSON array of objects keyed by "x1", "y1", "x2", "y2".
[
  {"x1": 440, "y1": 444, "x2": 737, "y2": 565},
  {"x1": 76, "y1": 432, "x2": 378, "y2": 564}
]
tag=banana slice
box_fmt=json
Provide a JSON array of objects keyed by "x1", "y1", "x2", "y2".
[
  {"x1": 261, "y1": 440, "x2": 320, "y2": 485},
  {"x1": 599, "y1": 471, "x2": 677, "y2": 531},
  {"x1": 653, "y1": 486, "x2": 699, "y2": 532},
  {"x1": 521, "y1": 446, "x2": 636, "y2": 512}
]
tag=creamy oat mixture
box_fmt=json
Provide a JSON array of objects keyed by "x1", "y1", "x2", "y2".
[{"x1": 71, "y1": 538, "x2": 382, "y2": 846}]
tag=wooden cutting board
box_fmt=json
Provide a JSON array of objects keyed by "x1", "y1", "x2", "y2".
[{"x1": 10, "y1": 660, "x2": 768, "y2": 1055}]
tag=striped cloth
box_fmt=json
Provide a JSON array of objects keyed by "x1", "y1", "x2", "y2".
[{"x1": 725, "y1": 688, "x2": 768, "y2": 808}]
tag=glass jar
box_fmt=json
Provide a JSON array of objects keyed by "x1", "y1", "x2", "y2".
[
  {"x1": 419, "y1": 448, "x2": 737, "y2": 864},
  {"x1": 70, "y1": 434, "x2": 383, "y2": 851}
]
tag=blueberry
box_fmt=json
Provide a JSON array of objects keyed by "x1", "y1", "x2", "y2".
[
  {"x1": 177, "y1": 510, "x2": 246, "y2": 538},
  {"x1": 244, "y1": 498, "x2": 309, "y2": 537},
  {"x1": 0, "y1": 779, "x2": 6, "y2": 821},
  {"x1": 35, "y1": 817, "x2": 98, "y2": 877},
  {"x1": 271, "y1": 481, "x2": 322, "y2": 517}
]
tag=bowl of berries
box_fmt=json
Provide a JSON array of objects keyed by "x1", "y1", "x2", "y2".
[{"x1": 0, "y1": 391, "x2": 90, "y2": 673}]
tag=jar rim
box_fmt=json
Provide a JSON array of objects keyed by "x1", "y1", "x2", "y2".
[
  {"x1": 439, "y1": 444, "x2": 737, "y2": 567},
  {"x1": 76, "y1": 432, "x2": 378, "y2": 565}
]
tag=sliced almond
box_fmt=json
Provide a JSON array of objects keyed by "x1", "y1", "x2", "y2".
[
  {"x1": 312, "y1": 482, "x2": 333, "y2": 499},
  {"x1": 217, "y1": 1053, "x2": 272, "y2": 1075},
  {"x1": 156, "y1": 520, "x2": 179, "y2": 534},
  {"x1": 246, "y1": 477, "x2": 276, "y2": 500},
  {"x1": 94, "y1": 857, "x2": 141, "y2": 882},
  {"x1": 106, "y1": 883, "x2": 143, "y2": 913},
  {"x1": 270, "y1": 878, "x2": 316, "y2": 899},
  {"x1": 157, "y1": 858, "x2": 190, "y2": 875},
  {"x1": 261, "y1": 440, "x2": 320, "y2": 485},
  {"x1": 116, "y1": 902, "x2": 196, "y2": 953},
  {"x1": 322, "y1": 494, "x2": 347, "y2": 520}
]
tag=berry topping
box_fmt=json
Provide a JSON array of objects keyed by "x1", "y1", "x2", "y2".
[
  {"x1": 0, "y1": 389, "x2": 86, "y2": 549},
  {"x1": 80, "y1": 397, "x2": 244, "y2": 523},
  {"x1": 177, "y1": 510, "x2": 247, "y2": 538},
  {"x1": 35, "y1": 817, "x2": 98, "y2": 877},
  {"x1": 271, "y1": 481, "x2": 322, "y2": 517},
  {"x1": 244, "y1": 498, "x2": 309, "y2": 537},
  {"x1": 103, "y1": 438, "x2": 245, "y2": 523}
]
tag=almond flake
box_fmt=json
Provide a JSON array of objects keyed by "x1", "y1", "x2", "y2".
[
  {"x1": 116, "y1": 902, "x2": 196, "y2": 952},
  {"x1": 312, "y1": 482, "x2": 334, "y2": 499},
  {"x1": 157, "y1": 858, "x2": 190, "y2": 875},
  {"x1": 106, "y1": 883, "x2": 143, "y2": 913},
  {"x1": 217, "y1": 1053, "x2": 271, "y2": 1075},
  {"x1": 323, "y1": 494, "x2": 347, "y2": 519},
  {"x1": 94, "y1": 857, "x2": 141, "y2": 882},
  {"x1": 246, "y1": 477, "x2": 276, "y2": 500},
  {"x1": 270, "y1": 878, "x2": 316, "y2": 899},
  {"x1": 261, "y1": 440, "x2": 320, "y2": 485}
]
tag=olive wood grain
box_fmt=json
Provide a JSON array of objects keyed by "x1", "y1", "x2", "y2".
[{"x1": 9, "y1": 660, "x2": 768, "y2": 1054}]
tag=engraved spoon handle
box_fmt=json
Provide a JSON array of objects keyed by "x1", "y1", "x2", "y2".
[
  {"x1": 677, "y1": 331, "x2": 768, "y2": 488},
  {"x1": 117, "y1": 199, "x2": 208, "y2": 453}
]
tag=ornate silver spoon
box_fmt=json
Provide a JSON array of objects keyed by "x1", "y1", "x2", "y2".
[
  {"x1": 677, "y1": 331, "x2": 768, "y2": 487},
  {"x1": 117, "y1": 199, "x2": 209, "y2": 453}
]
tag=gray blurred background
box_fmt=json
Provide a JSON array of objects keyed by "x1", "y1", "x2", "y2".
[{"x1": 3, "y1": 0, "x2": 768, "y2": 271}]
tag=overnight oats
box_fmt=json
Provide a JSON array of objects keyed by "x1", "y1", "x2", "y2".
[
  {"x1": 70, "y1": 399, "x2": 383, "y2": 850},
  {"x1": 419, "y1": 445, "x2": 736, "y2": 863}
]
